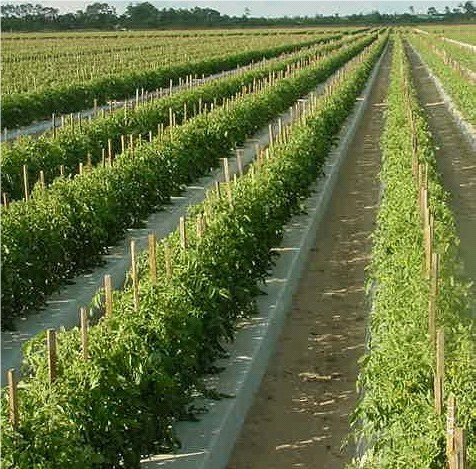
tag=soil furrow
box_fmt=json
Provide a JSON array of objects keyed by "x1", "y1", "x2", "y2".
[
  {"x1": 227, "y1": 45, "x2": 392, "y2": 469},
  {"x1": 405, "y1": 41, "x2": 476, "y2": 310}
]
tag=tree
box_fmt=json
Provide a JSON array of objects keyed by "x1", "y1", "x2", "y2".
[
  {"x1": 85, "y1": 2, "x2": 115, "y2": 17},
  {"x1": 83, "y1": 2, "x2": 116, "y2": 28},
  {"x1": 427, "y1": 6, "x2": 439, "y2": 16},
  {"x1": 409, "y1": 5, "x2": 415, "y2": 15},
  {"x1": 461, "y1": 1, "x2": 475, "y2": 15},
  {"x1": 124, "y1": 2, "x2": 160, "y2": 28}
]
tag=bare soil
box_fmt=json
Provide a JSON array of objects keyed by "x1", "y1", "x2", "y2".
[
  {"x1": 227, "y1": 46, "x2": 392, "y2": 469},
  {"x1": 405, "y1": 41, "x2": 476, "y2": 308}
]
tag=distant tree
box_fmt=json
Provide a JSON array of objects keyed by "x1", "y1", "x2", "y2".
[
  {"x1": 83, "y1": 2, "x2": 116, "y2": 28},
  {"x1": 124, "y1": 2, "x2": 160, "y2": 28},
  {"x1": 461, "y1": 1, "x2": 475, "y2": 15},
  {"x1": 0, "y1": 1, "x2": 473, "y2": 32}
]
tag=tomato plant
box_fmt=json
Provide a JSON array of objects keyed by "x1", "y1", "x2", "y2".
[{"x1": 1, "y1": 36, "x2": 387, "y2": 467}]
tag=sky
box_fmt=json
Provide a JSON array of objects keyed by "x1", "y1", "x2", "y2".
[{"x1": 3, "y1": 1, "x2": 463, "y2": 17}]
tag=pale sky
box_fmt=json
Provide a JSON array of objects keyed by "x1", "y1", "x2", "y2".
[{"x1": 2, "y1": 1, "x2": 463, "y2": 17}]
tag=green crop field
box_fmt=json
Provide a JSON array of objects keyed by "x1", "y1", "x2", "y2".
[{"x1": 1, "y1": 21, "x2": 474, "y2": 468}]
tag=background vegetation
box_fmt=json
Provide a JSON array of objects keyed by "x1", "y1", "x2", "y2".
[{"x1": 1, "y1": 1, "x2": 475, "y2": 31}]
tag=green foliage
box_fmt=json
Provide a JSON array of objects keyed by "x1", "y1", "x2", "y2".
[
  {"x1": 409, "y1": 33, "x2": 476, "y2": 124},
  {"x1": 1, "y1": 35, "x2": 354, "y2": 201},
  {"x1": 1, "y1": 35, "x2": 340, "y2": 129},
  {"x1": 1, "y1": 34, "x2": 378, "y2": 327},
  {"x1": 349, "y1": 36, "x2": 475, "y2": 468},
  {"x1": 0, "y1": 37, "x2": 386, "y2": 467}
]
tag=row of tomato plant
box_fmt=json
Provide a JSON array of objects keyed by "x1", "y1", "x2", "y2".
[
  {"x1": 1, "y1": 33, "x2": 365, "y2": 201},
  {"x1": 0, "y1": 35, "x2": 387, "y2": 468},
  {"x1": 408, "y1": 33, "x2": 476, "y2": 124},
  {"x1": 349, "y1": 36, "x2": 474, "y2": 468},
  {"x1": 1, "y1": 34, "x2": 380, "y2": 327},
  {"x1": 3, "y1": 31, "x2": 345, "y2": 97},
  {"x1": 1, "y1": 33, "x2": 342, "y2": 129}
]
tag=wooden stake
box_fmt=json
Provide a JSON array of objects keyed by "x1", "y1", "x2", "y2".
[
  {"x1": 236, "y1": 149, "x2": 243, "y2": 176},
  {"x1": 454, "y1": 427, "x2": 467, "y2": 469},
  {"x1": 7, "y1": 369, "x2": 18, "y2": 428},
  {"x1": 130, "y1": 239, "x2": 139, "y2": 311},
  {"x1": 223, "y1": 157, "x2": 230, "y2": 183},
  {"x1": 39, "y1": 170, "x2": 45, "y2": 188},
  {"x1": 148, "y1": 233, "x2": 157, "y2": 283},
  {"x1": 196, "y1": 215, "x2": 205, "y2": 239},
  {"x1": 79, "y1": 162, "x2": 83, "y2": 175},
  {"x1": 254, "y1": 143, "x2": 260, "y2": 161},
  {"x1": 447, "y1": 394, "x2": 456, "y2": 468},
  {"x1": 104, "y1": 274, "x2": 113, "y2": 317},
  {"x1": 429, "y1": 252, "x2": 439, "y2": 345},
  {"x1": 434, "y1": 329, "x2": 444, "y2": 415},
  {"x1": 52, "y1": 113, "x2": 56, "y2": 139},
  {"x1": 223, "y1": 157, "x2": 232, "y2": 201},
  {"x1": 47, "y1": 329, "x2": 57, "y2": 385},
  {"x1": 22, "y1": 165, "x2": 29, "y2": 201},
  {"x1": 80, "y1": 307, "x2": 88, "y2": 361},
  {"x1": 2, "y1": 192, "x2": 9, "y2": 209},
  {"x1": 121, "y1": 135, "x2": 125, "y2": 154},
  {"x1": 179, "y1": 217, "x2": 187, "y2": 249},
  {"x1": 164, "y1": 241, "x2": 172, "y2": 279},
  {"x1": 60, "y1": 165, "x2": 64, "y2": 176},
  {"x1": 223, "y1": 158, "x2": 231, "y2": 201},
  {"x1": 108, "y1": 139, "x2": 112, "y2": 163}
]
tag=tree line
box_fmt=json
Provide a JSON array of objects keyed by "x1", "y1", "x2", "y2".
[{"x1": 1, "y1": 1, "x2": 475, "y2": 32}]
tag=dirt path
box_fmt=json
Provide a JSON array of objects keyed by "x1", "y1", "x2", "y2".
[
  {"x1": 227, "y1": 46, "x2": 392, "y2": 469},
  {"x1": 405, "y1": 41, "x2": 476, "y2": 309}
]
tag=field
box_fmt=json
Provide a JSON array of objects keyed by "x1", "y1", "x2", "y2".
[
  {"x1": 1, "y1": 26, "x2": 474, "y2": 468},
  {"x1": 419, "y1": 23, "x2": 476, "y2": 45}
]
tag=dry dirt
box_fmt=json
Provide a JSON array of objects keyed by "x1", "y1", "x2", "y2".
[{"x1": 227, "y1": 46, "x2": 392, "y2": 469}]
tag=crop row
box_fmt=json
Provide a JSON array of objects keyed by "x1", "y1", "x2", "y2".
[
  {"x1": 1, "y1": 33, "x2": 343, "y2": 129},
  {"x1": 417, "y1": 25, "x2": 476, "y2": 47},
  {"x1": 2, "y1": 28, "x2": 347, "y2": 61},
  {"x1": 2, "y1": 32, "x2": 335, "y2": 94},
  {"x1": 1, "y1": 33, "x2": 365, "y2": 201},
  {"x1": 0, "y1": 36, "x2": 386, "y2": 468},
  {"x1": 4, "y1": 28, "x2": 362, "y2": 63},
  {"x1": 1, "y1": 34, "x2": 379, "y2": 326},
  {"x1": 408, "y1": 34, "x2": 476, "y2": 124},
  {"x1": 350, "y1": 36, "x2": 474, "y2": 467},
  {"x1": 412, "y1": 31, "x2": 475, "y2": 78}
]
